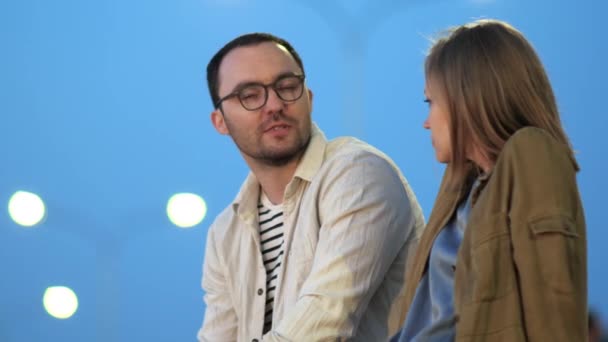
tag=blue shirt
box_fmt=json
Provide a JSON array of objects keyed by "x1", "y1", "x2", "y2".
[{"x1": 391, "y1": 179, "x2": 479, "y2": 342}]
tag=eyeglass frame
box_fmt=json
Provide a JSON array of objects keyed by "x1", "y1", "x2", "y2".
[{"x1": 214, "y1": 73, "x2": 306, "y2": 111}]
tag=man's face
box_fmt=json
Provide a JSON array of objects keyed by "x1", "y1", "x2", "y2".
[{"x1": 211, "y1": 42, "x2": 313, "y2": 167}]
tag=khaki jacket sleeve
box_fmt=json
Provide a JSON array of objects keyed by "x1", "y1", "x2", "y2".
[
  {"x1": 198, "y1": 226, "x2": 238, "y2": 342},
  {"x1": 505, "y1": 129, "x2": 587, "y2": 341}
]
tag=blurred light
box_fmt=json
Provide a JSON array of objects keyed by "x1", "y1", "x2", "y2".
[
  {"x1": 166, "y1": 193, "x2": 207, "y2": 228},
  {"x1": 43, "y1": 286, "x2": 79, "y2": 319},
  {"x1": 8, "y1": 191, "x2": 46, "y2": 227}
]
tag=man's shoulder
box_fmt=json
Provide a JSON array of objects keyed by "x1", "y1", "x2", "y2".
[
  {"x1": 207, "y1": 172, "x2": 258, "y2": 236},
  {"x1": 320, "y1": 136, "x2": 407, "y2": 181},
  {"x1": 324, "y1": 136, "x2": 393, "y2": 164},
  {"x1": 207, "y1": 204, "x2": 237, "y2": 239}
]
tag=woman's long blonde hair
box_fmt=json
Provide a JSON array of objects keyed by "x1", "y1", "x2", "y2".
[{"x1": 425, "y1": 19, "x2": 577, "y2": 186}]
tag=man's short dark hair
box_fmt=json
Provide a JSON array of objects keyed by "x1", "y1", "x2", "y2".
[{"x1": 206, "y1": 33, "x2": 305, "y2": 108}]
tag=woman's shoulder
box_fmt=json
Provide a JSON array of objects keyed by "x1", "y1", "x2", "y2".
[
  {"x1": 504, "y1": 127, "x2": 556, "y2": 149},
  {"x1": 497, "y1": 126, "x2": 577, "y2": 173}
]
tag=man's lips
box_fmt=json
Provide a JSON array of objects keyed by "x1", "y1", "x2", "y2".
[{"x1": 263, "y1": 123, "x2": 291, "y2": 132}]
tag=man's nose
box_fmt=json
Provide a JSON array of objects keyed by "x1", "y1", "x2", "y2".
[{"x1": 262, "y1": 88, "x2": 286, "y2": 115}]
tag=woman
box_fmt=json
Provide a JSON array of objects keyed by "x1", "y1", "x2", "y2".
[{"x1": 393, "y1": 19, "x2": 587, "y2": 341}]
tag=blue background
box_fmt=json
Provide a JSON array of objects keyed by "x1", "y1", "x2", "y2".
[{"x1": 1, "y1": 0, "x2": 606, "y2": 340}]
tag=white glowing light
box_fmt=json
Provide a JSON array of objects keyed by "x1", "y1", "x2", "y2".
[
  {"x1": 43, "y1": 286, "x2": 79, "y2": 319},
  {"x1": 166, "y1": 193, "x2": 207, "y2": 228},
  {"x1": 8, "y1": 191, "x2": 46, "y2": 227}
]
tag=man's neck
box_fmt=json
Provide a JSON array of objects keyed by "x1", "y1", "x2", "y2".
[{"x1": 247, "y1": 158, "x2": 300, "y2": 205}]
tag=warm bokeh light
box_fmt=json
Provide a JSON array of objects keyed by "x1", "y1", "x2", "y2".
[
  {"x1": 43, "y1": 286, "x2": 79, "y2": 319},
  {"x1": 8, "y1": 191, "x2": 46, "y2": 227},
  {"x1": 166, "y1": 193, "x2": 207, "y2": 228}
]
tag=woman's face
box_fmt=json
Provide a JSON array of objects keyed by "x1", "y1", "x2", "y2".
[{"x1": 424, "y1": 78, "x2": 452, "y2": 164}]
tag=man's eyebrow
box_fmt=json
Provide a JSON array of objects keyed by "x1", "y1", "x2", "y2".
[
  {"x1": 228, "y1": 71, "x2": 300, "y2": 93},
  {"x1": 273, "y1": 71, "x2": 299, "y2": 80},
  {"x1": 228, "y1": 80, "x2": 259, "y2": 94}
]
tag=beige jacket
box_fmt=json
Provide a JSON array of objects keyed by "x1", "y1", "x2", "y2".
[{"x1": 198, "y1": 125, "x2": 425, "y2": 342}]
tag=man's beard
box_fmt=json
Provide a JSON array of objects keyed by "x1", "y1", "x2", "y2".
[
  {"x1": 252, "y1": 133, "x2": 311, "y2": 166},
  {"x1": 225, "y1": 112, "x2": 312, "y2": 167}
]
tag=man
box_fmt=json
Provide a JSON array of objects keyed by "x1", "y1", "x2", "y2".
[{"x1": 198, "y1": 32, "x2": 425, "y2": 341}]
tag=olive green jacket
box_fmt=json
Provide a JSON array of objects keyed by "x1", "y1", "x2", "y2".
[{"x1": 402, "y1": 127, "x2": 587, "y2": 341}]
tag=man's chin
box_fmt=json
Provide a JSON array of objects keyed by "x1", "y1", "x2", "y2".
[
  {"x1": 260, "y1": 150, "x2": 301, "y2": 166},
  {"x1": 255, "y1": 134, "x2": 310, "y2": 167}
]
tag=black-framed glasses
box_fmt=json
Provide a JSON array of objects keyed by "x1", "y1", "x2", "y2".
[{"x1": 215, "y1": 74, "x2": 306, "y2": 111}]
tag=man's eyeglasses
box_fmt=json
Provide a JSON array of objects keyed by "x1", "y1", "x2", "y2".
[{"x1": 215, "y1": 74, "x2": 306, "y2": 111}]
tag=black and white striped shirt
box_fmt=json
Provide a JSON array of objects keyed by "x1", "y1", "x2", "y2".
[{"x1": 258, "y1": 192, "x2": 285, "y2": 334}]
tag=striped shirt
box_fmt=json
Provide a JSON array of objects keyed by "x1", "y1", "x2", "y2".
[{"x1": 258, "y1": 192, "x2": 285, "y2": 334}]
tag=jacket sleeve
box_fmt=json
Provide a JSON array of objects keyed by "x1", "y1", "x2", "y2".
[
  {"x1": 263, "y1": 151, "x2": 423, "y2": 341},
  {"x1": 505, "y1": 129, "x2": 587, "y2": 341},
  {"x1": 198, "y1": 226, "x2": 238, "y2": 342}
]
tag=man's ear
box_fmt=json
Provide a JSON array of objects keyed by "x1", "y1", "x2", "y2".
[
  {"x1": 308, "y1": 88, "x2": 314, "y2": 113},
  {"x1": 211, "y1": 109, "x2": 229, "y2": 135}
]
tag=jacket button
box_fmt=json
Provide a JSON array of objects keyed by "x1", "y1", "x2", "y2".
[{"x1": 257, "y1": 288, "x2": 264, "y2": 295}]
